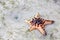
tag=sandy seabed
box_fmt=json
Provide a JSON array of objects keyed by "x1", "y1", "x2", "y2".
[{"x1": 0, "y1": 0, "x2": 60, "y2": 40}]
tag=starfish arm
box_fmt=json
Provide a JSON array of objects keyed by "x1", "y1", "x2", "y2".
[
  {"x1": 43, "y1": 20, "x2": 54, "y2": 25},
  {"x1": 37, "y1": 25, "x2": 47, "y2": 35},
  {"x1": 29, "y1": 25, "x2": 36, "y2": 31},
  {"x1": 25, "y1": 20, "x2": 31, "y2": 24},
  {"x1": 34, "y1": 12, "x2": 40, "y2": 18},
  {"x1": 41, "y1": 24, "x2": 45, "y2": 28}
]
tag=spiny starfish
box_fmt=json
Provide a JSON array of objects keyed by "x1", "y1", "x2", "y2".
[{"x1": 25, "y1": 13, "x2": 54, "y2": 36}]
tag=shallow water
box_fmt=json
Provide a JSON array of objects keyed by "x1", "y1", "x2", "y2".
[{"x1": 0, "y1": 0, "x2": 60, "y2": 40}]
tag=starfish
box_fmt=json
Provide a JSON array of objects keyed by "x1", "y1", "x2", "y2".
[{"x1": 25, "y1": 13, "x2": 54, "y2": 36}]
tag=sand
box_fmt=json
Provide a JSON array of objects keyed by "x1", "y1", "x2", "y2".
[{"x1": 0, "y1": 0, "x2": 60, "y2": 40}]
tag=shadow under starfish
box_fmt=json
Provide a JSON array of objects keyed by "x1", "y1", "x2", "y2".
[{"x1": 25, "y1": 13, "x2": 54, "y2": 36}]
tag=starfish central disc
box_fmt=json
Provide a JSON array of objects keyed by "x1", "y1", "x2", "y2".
[{"x1": 31, "y1": 18, "x2": 43, "y2": 25}]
